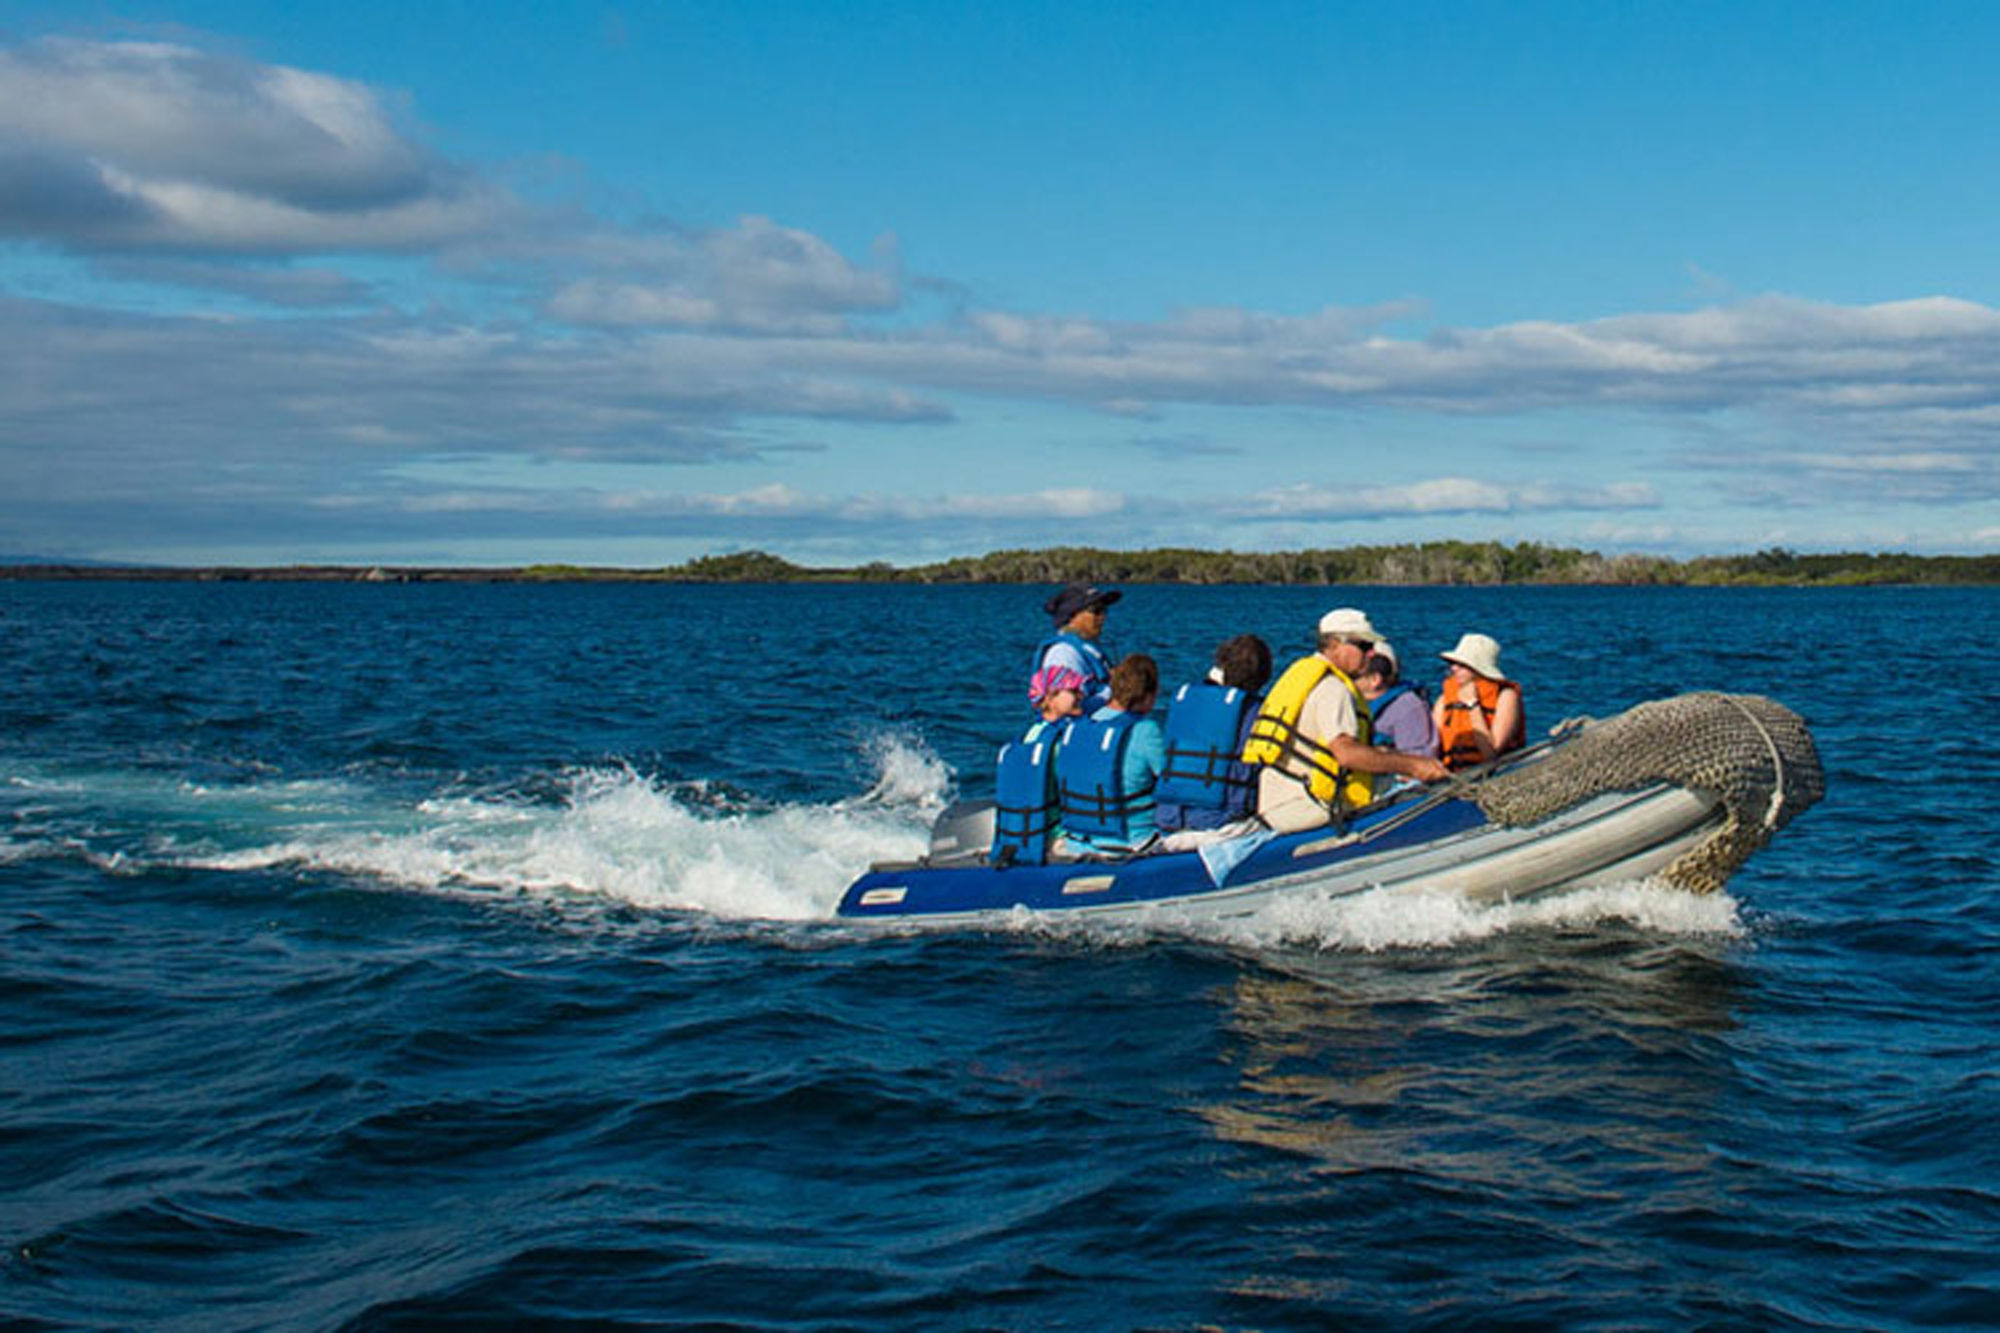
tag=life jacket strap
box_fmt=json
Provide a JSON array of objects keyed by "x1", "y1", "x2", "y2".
[
  {"x1": 992, "y1": 799, "x2": 1059, "y2": 841},
  {"x1": 1244, "y1": 715, "x2": 1353, "y2": 815},
  {"x1": 1161, "y1": 744, "x2": 1254, "y2": 791},
  {"x1": 1058, "y1": 781, "x2": 1158, "y2": 820}
]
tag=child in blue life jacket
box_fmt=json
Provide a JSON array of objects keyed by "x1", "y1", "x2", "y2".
[{"x1": 988, "y1": 666, "x2": 1089, "y2": 867}]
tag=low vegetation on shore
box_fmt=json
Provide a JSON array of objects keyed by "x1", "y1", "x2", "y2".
[{"x1": 5, "y1": 543, "x2": 1995, "y2": 586}]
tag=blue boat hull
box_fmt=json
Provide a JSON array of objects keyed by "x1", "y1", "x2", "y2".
[{"x1": 837, "y1": 782, "x2": 1725, "y2": 923}]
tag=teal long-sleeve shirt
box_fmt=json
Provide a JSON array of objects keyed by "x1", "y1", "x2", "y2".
[{"x1": 1064, "y1": 705, "x2": 1166, "y2": 854}]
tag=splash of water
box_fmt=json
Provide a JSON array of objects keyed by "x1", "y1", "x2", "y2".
[
  {"x1": 963, "y1": 877, "x2": 1745, "y2": 954},
  {"x1": 185, "y1": 772, "x2": 927, "y2": 921},
  {"x1": 840, "y1": 727, "x2": 956, "y2": 812},
  {"x1": 6, "y1": 733, "x2": 954, "y2": 922},
  {"x1": 1106, "y1": 879, "x2": 1744, "y2": 953},
  {"x1": 1254, "y1": 880, "x2": 1742, "y2": 950}
]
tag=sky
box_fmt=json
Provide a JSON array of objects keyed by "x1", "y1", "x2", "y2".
[{"x1": 2, "y1": 0, "x2": 1997, "y2": 567}]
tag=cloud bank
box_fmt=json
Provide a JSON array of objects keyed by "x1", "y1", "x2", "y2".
[{"x1": 1, "y1": 35, "x2": 1994, "y2": 561}]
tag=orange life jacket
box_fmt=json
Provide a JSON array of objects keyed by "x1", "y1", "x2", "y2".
[{"x1": 1437, "y1": 675, "x2": 1523, "y2": 769}]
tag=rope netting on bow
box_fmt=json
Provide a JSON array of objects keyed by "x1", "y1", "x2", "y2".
[{"x1": 1473, "y1": 693, "x2": 1825, "y2": 893}]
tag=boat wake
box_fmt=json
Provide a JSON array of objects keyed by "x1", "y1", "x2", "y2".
[
  {"x1": 3, "y1": 737, "x2": 943, "y2": 922},
  {"x1": 180, "y1": 768, "x2": 932, "y2": 922}
]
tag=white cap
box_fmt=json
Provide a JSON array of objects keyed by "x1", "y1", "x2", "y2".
[
  {"x1": 1317, "y1": 607, "x2": 1379, "y2": 640},
  {"x1": 1370, "y1": 639, "x2": 1399, "y2": 670}
]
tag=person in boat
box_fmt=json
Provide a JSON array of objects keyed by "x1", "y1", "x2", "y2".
[
  {"x1": 989, "y1": 665, "x2": 1090, "y2": 867},
  {"x1": 1433, "y1": 632, "x2": 1525, "y2": 769},
  {"x1": 1026, "y1": 664, "x2": 1088, "y2": 734},
  {"x1": 1155, "y1": 633, "x2": 1272, "y2": 834},
  {"x1": 1054, "y1": 652, "x2": 1167, "y2": 857},
  {"x1": 1032, "y1": 582, "x2": 1120, "y2": 714},
  {"x1": 1354, "y1": 640, "x2": 1439, "y2": 758},
  {"x1": 1244, "y1": 609, "x2": 1450, "y2": 834}
]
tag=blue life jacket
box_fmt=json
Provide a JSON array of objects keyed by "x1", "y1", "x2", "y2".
[
  {"x1": 1055, "y1": 711, "x2": 1156, "y2": 843},
  {"x1": 1030, "y1": 631, "x2": 1112, "y2": 711},
  {"x1": 991, "y1": 720, "x2": 1061, "y2": 867},
  {"x1": 1368, "y1": 682, "x2": 1415, "y2": 727},
  {"x1": 1155, "y1": 681, "x2": 1259, "y2": 818}
]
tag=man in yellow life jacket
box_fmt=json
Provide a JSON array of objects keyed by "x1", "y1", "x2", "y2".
[{"x1": 1243, "y1": 608, "x2": 1450, "y2": 834}]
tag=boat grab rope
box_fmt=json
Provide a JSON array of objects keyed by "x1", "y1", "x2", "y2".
[
  {"x1": 1721, "y1": 692, "x2": 1790, "y2": 832},
  {"x1": 1468, "y1": 692, "x2": 1824, "y2": 893}
]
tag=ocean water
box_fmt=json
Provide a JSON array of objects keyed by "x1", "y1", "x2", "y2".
[{"x1": 1, "y1": 580, "x2": 1994, "y2": 1330}]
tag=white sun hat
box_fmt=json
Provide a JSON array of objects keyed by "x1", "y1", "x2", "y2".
[{"x1": 1440, "y1": 632, "x2": 1505, "y2": 680}]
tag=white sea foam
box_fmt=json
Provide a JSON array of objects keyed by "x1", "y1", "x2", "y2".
[
  {"x1": 967, "y1": 875, "x2": 1744, "y2": 955},
  {"x1": 1154, "y1": 879, "x2": 1745, "y2": 952},
  {"x1": 842, "y1": 727, "x2": 956, "y2": 810},
  {"x1": 167, "y1": 735, "x2": 946, "y2": 921}
]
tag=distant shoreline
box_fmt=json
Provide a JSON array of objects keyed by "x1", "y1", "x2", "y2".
[{"x1": 3, "y1": 543, "x2": 1996, "y2": 587}]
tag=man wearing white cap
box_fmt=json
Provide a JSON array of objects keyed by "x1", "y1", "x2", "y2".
[{"x1": 1242, "y1": 608, "x2": 1450, "y2": 833}]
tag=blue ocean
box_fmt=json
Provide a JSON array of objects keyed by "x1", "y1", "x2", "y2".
[{"x1": 2, "y1": 580, "x2": 1994, "y2": 1330}]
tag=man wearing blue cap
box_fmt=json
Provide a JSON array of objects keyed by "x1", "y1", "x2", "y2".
[{"x1": 1031, "y1": 582, "x2": 1120, "y2": 714}]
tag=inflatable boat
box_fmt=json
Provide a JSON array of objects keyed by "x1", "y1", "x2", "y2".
[{"x1": 837, "y1": 693, "x2": 1823, "y2": 925}]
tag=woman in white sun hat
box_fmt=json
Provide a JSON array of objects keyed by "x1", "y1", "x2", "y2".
[{"x1": 1432, "y1": 632, "x2": 1525, "y2": 769}]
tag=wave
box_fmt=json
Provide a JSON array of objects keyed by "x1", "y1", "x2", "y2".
[
  {"x1": 3, "y1": 735, "x2": 948, "y2": 922},
  {"x1": 0, "y1": 834, "x2": 48, "y2": 866},
  {"x1": 180, "y1": 771, "x2": 938, "y2": 923}
]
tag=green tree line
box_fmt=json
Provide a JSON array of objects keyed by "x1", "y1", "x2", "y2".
[
  {"x1": 643, "y1": 543, "x2": 1999, "y2": 586},
  {"x1": 11, "y1": 543, "x2": 1990, "y2": 585}
]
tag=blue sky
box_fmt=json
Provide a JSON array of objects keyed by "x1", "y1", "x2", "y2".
[{"x1": 2, "y1": 0, "x2": 1996, "y2": 565}]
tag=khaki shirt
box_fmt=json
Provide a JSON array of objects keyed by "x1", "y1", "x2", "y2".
[{"x1": 1255, "y1": 671, "x2": 1361, "y2": 834}]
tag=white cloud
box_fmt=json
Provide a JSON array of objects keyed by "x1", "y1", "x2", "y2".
[
  {"x1": 1784, "y1": 450, "x2": 1982, "y2": 475},
  {"x1": 848, "y1": 294, "x2": 2000, "y2": 420},
  {"x1": 542, "y1": 216, "x2": 902, "y2": 334},
  {"x1": 0, "y1": 37, "x2": 507, "y2": 251},
  {"x1": 618, "y1": 484, "x2": 1125, "y2": 522},
  {"x1": 0, "y1": 297, "x2": 947, "y2": 485},
  {"x1": 1230, "y1": 478, "x2": 1660, "y2": 521},
  {"x1": 95, "y1": 256, "x2": 375, "y2": 306},
  {"x1": 884, "y1": 487, "x2": 1124, "y2": 520},
  {"x1": 311, "y1": 480, "x2": 1125, "y2": 527},
  {"x1": 1692, "y1": 443, "x2": 1996, "y2": 507}
]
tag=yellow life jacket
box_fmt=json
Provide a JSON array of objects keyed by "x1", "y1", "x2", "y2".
[{"x1": 1240, "y1": 655, "x2": 1375, "y2": 810}]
